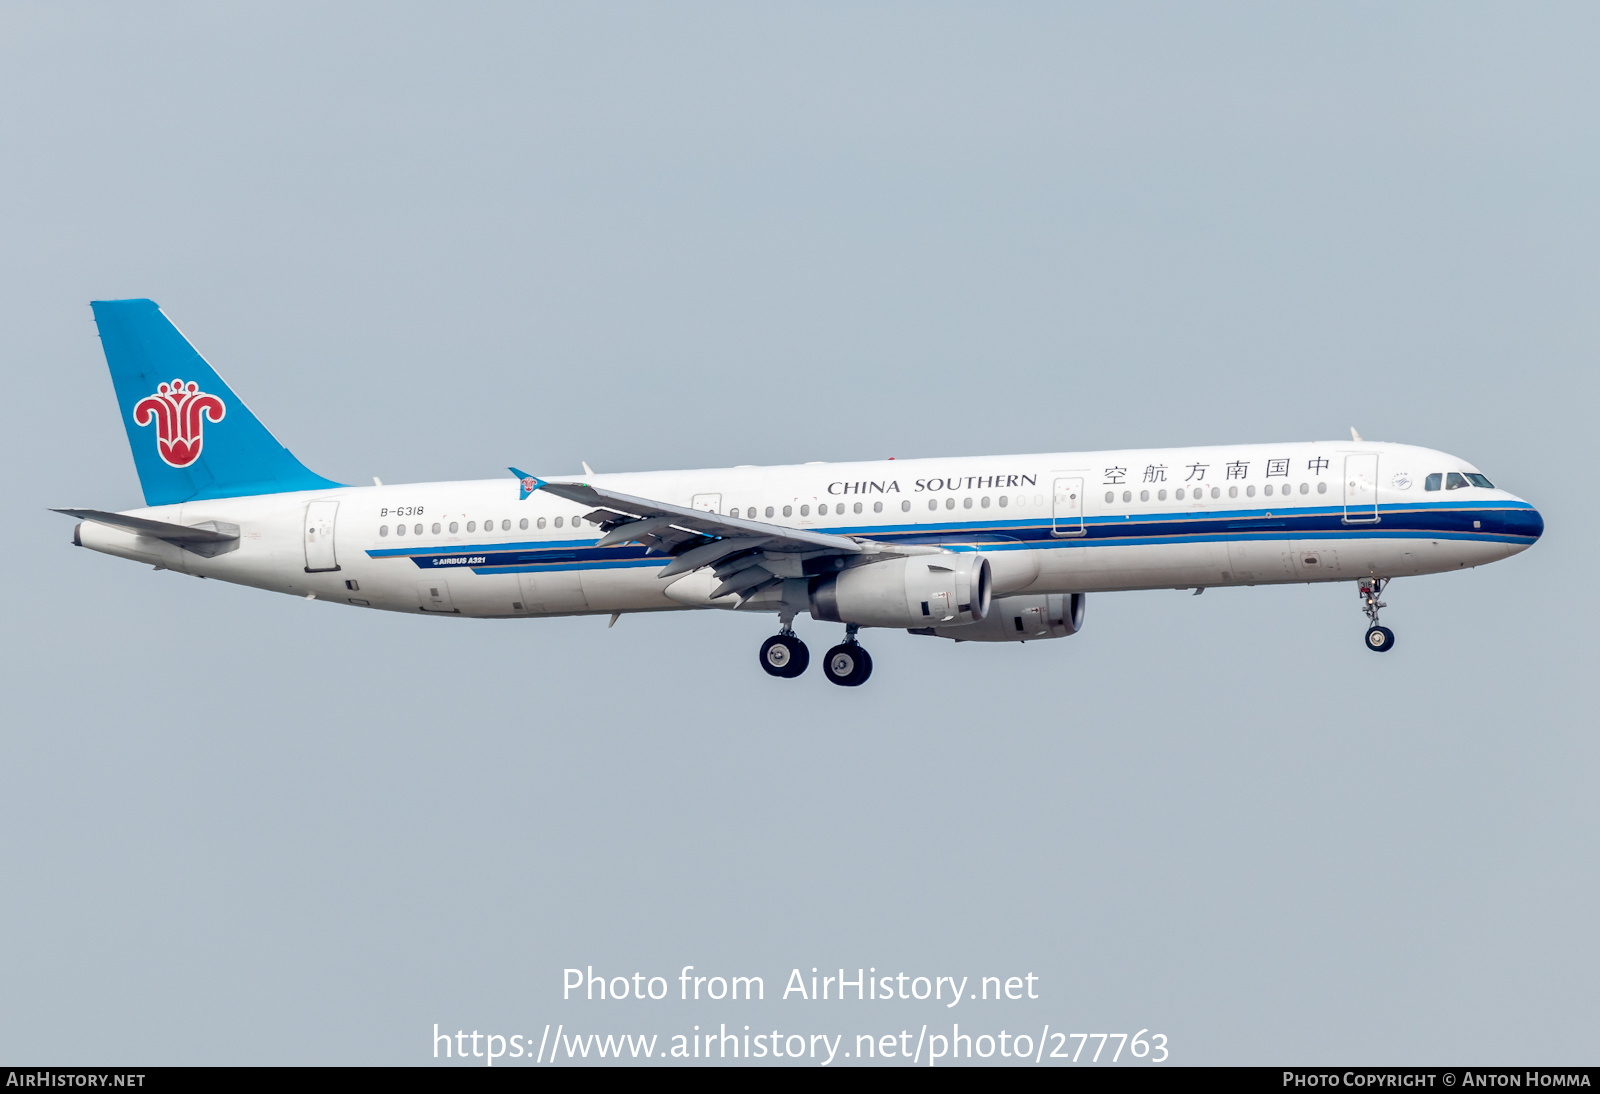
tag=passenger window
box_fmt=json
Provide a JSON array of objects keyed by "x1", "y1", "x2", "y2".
[
  {"x1": 554, "y1": 517, "x2": 563, "y2": 528},
  {"x1": 1245, "y1": 485, "x2": 1255, "y2": 498},
  {"x1": 1425, "y1": 473, "x2": 1442, "y2": 491},
  {"x1": 414, "y1": 524, "x2": 423, "y2": 535},
  {"x1": 1229, "y1": 486, "x2": 1238, "y2": 499},
  {"x1": 873, "y1": 501, "x2": 883, "y2": 513},
  {"x1": 1104, "y1": 491, "x2": 1115, "y2": 504},
  {"x1": 395, "y1": 524, "x2": 405, "y2": 536},
  {"x1": 901, "y1": 500, "x2": 911, "y2": 512},
  {"x1": 766, "y1": 506, "x2": 775, "y2": 518},
  {"x1": 1210, "y1": 487, "x2": 1220, "y2": 499},
  {"x1": 854, "y1": 502, "x2": 863, "y2": 514},
  {"x1": 980, "y1": 496, "x2": 990, "y2": 508},
  {"x1": 1158, "y1": 489, "x2": 1167, "y2": 500},
  {"x1": 1263, "y1": 484, "x2": 1272, "y2": 496},
  {"x1": 1300, "y1": 482, "x2": 1309, "y2": 495},
  {"x1": 783, "y1": 505, "x2": 793, "y2": 517},
  {"x1": 1465, "y1": 473, "x2": 1494, "y2": 488},
  {"x1": 1139, "y1": 489, "x2": 1149, "y2": 502},
  {"x1": 1316, "y1": 482, "x2": 1327, "y2": 494},
  {"x1": 466, "y1": 521, "x2": 476, "y2": 532},
  {"x1": 946, "y1": 498, "x2": 955, "y2": 509},
  {"x1": 1121, "y1": 490, "x2": 1132, "y2": 503},
  {"x1": 519, "y1": 518, "x2": 528, "y2": 530},
  {"x1": 998, "y1": 496, "x2": 1008, "y2": 508},
  {"x1": 536, "y1": 518, "x2": 545, "y2": 529},
  {"x1": 379, "y1": 525, "x2": 389, "y2": 537},
  {"x1": 449, "y1": 522, "x2": 459, "y2": 533},
  {"x1": 801, "y1": 505, "x2": 810, "y2": 516},
  {"x1": 432, "y1": 523, "x2": 441, "y2": 534},
  {"x1": 962, "y1": 497, "x2": 972, "y2": 509},
  {"x1": 502, "y1": 520, "x2": 511, "y2": 531},
  {"x1": 1175, "y1": 488, "x2": 1185, "y2": 501}
]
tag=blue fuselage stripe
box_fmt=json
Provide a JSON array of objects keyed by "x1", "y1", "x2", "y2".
[{"x1": 363, "y1": 501, "x2": 1540, "y2": 574}]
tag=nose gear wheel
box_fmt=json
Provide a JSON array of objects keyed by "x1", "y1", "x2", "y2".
[{"x1": 1357, "y1": 578, "x2": 1396, "y2": 653}]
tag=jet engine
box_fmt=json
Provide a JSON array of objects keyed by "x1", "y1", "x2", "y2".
[
  {"x1": 909, "y1": 592, "x2": 1084, "y2": 642},
  {"x1": 810, "y1": 554, "x2": 991, "y2": 629}
]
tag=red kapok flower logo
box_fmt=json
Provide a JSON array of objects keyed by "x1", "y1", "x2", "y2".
[{"x1": 133, "y1": 379, "x2": 225, "y2": 468}]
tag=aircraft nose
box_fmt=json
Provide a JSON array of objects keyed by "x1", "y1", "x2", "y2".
[{"x1": 1496, "y1": 506, "x2": 1544, "y2": 543}]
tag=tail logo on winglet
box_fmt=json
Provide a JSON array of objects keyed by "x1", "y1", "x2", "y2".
[
  {"x1": 133, "y1": 379, "x2": 226, "y2": 468},
  {"x1": 509, "y1": 467, "x2": 545, "y2": 501}
]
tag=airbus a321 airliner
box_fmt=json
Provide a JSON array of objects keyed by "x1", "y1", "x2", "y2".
[{"x1": 60, "y1": 299, "x2": 1544, "y2": 687}]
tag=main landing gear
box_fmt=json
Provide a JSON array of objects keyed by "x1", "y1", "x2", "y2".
[
  {"x1": 823, "y1": 624, "x2": 873, "y2": 688},
  {"x1": 1358, "y1": 577, "x2": 1396, "y2": 653},
  {"x1": 759, "y1": 629, "x2": 809, "y2": 678},
  {"x1": 759, "y1": 622, "x2": 874, "y2": 686}
]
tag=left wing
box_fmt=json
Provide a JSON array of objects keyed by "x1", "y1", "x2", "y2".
[{"x1": 514, "y1": 470, "x2": 934, "y2": 603}]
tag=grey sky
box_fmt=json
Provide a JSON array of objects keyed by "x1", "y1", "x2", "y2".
[{"x1": 2, "y1": 1, "x2": 1596, "y2": 1064}]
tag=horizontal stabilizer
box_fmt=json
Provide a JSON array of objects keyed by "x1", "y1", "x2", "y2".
[{"x1": 53, "y1": 508, "x2": 240, "y2": 557}]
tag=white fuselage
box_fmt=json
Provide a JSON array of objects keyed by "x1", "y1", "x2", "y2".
[{"x1": 74, "y1": 440, "x2": 1541, "y2": 623}]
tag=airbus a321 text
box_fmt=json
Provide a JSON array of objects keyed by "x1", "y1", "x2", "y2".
[{"x1": 60, "y1": 299, "x2": 1544, "y2": 687}]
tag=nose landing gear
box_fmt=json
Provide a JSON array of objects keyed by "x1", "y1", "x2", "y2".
[
  {"x1": 759, "y1": 629, "x2": 810, "y2": 678},
  {"x1": 1358, "y1": 578, "x2": 1396, "y2": 653},
  {"x1": 823, "y1": 624, "x2": 873, "y2": 687}
]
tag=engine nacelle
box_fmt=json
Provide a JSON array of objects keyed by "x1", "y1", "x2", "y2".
[
  {"x1": 811, "y1": 554, "x2": 992, "y2": 629},
  {"x1": 909, "y1": 592, "x2": 1085, "y2": 642}
]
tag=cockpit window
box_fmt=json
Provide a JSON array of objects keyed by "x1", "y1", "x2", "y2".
[
  {"x1": 1446, "y1": 472, "x2": 1469, "y2": 490},
  {"x1": 1465, "y1": 473, "x2": 1494, "y2": 489},
  {"x1": 1424, "y1": 473, "x2": 1442, "y2": 491}
]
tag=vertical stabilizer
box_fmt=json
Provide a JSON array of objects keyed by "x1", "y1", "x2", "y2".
[{"x1": 90, "y1": 299, "x2": 341, "y2": 506}]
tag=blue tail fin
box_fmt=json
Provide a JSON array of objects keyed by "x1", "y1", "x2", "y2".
[{"x1": 91, "y1": 299, "x2": 342, "y2": 506}]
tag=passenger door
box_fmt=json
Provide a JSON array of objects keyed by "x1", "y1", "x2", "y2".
[
  {"x1": 1343, "y1": 454, "x2": 1380, "y2": 523},
  {"x1": 303, "y1": 500, "x2": 340, "y2": 572},
  {"x1": 1052, "y1": 476, "x2": 1085, "y2": 537}
]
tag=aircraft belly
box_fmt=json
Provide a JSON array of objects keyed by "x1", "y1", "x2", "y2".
[
  {"x1": 578, "y1": 565, "x2": 679, "y2": 612},
  {"x1": 981, "y1": 547, "x2": 1041, "y2": 594},
  {"x1": 1034, "y1": 540, "x2": 1238, "y2": 591},
  {"x1": 439, "y1": 573, "x2": 526, "y2": 617}
]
